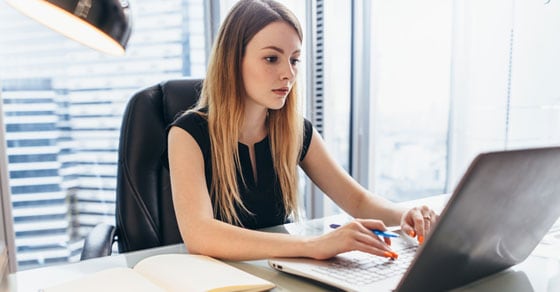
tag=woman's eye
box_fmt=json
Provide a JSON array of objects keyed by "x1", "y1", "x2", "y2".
[
  {"x1": 265, "y1": 56, "x2": 278, "y2": 63},
  {"x1": 291, "y1": 58, "x2": 300, "y2": 65}
]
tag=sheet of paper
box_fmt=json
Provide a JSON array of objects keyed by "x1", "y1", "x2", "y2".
[{"x1": 42, "y1": 267, "x2": 164, "y2": 292}]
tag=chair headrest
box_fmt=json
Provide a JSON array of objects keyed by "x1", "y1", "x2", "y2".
[{"x1": 160, "y1": 78, "x2": 203, "y2": 125}]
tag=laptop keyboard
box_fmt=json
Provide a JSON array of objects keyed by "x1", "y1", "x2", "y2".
[{"x1": 310, "y1": 245, "x2": 417, "y2": 286}]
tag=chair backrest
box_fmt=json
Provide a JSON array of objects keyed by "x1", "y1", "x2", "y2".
[{"x1": 115, "y1": 78, "x2": 202, "y2": 252}]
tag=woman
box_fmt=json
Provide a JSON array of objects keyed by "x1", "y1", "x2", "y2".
[{"x1": 167, "y1": 0, "x2": 437, "y2": 261}]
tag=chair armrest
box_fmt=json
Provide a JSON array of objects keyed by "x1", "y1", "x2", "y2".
[{"x1": 80, "y1": 223, "x2": 117, "y2": 260}]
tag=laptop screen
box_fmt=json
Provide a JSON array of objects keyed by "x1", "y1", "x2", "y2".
[{"x1": 397, "y1": 147, "x2": 560, "y2": 291}]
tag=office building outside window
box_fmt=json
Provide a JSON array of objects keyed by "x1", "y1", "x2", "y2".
[{"x1": 0, "y1": 0, "x2": 206, "y2": 270}]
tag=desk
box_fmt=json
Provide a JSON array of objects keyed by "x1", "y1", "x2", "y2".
[{"x1": 5, "y1": 195, "x2": 560, "y2": 291}]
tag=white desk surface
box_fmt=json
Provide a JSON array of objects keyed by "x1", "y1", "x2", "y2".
[{"x1": 6, "y1": 194, "x2": 560, "y2": 292}]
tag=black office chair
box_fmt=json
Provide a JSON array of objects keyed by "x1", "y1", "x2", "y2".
[{"x1": 80, "y1": 78, "x2": 203, "y2": 260}]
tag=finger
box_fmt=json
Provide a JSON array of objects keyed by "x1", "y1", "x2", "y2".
[
  {"x1": 411, "y1": 211, "x2": 426, "y2": 239},
  {"x1": 357, "y1": 220, "x2": 394, "y2": 245},
  {"x1": 384, "y1": 237, "x2": 392, "y2": 246},
  {"x1": 400, "y1": 224, "x2": 416, "y2": 238},
  {"x1": 353, "y1": 229, "x2": 391, "y2": 250},
  {"x1": 351, "y1": 219, "x2": 399, "y2": 249},
  {"x1": 354, "y1": 241, "x2": 399, "y2": 259},
  {"x1": 350, "y1": 219, "x2": 391, "y2": 239},
  {"x1": 420, "y1": 205, "x2": 432, "y2": 216},
  {"x1": 417, "y1": 207, "x2": 438, "y2": 243},
  {"x1": 423, "y1": 217, "x2": 431, "y2": 238},
  {"x1": 421, "y1": 208, "x2": 437, "y2": 233},
  {"x1": 430, "y1": 210, "x2": 438, "y2": 222},
  {"x1": 349, "y1": 228, "x2": 394, "y2": 254}
]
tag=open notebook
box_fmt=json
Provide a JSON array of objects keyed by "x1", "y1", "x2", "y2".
[
  {"x1": 269, "y1": 147, "x2": 560, "y2": 291},
  {"x1": 43, "y1": 254, "x2": 275, "y2": 292}
]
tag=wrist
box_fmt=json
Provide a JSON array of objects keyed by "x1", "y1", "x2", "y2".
[
  {"x1": 297, "y1": 236, "x2": 328, "y2": 259},
  {"x1": 300, "y1": 236, "x2": 316, "y2": 258},
  {"x1": 272, "y1": 235, "x2": 317, "y2": 258}
]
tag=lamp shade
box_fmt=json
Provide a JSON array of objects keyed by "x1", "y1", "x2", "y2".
[{"x1": 6, "y1": 0, "x2": 132, "y2": 56}]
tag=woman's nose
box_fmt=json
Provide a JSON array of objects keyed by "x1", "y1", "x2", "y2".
[{"x1": 280, "y1": 62, "x2": 295, "y2": 80}]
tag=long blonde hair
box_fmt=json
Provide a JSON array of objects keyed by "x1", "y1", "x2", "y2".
[{"x1": 190, "y1": 0, "x2": 304, "y2": 226}]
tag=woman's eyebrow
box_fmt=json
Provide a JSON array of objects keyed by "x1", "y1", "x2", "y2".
[
  {"x1": 261, "y1": 46, "x2": 284, "y2": 53},
  {"x1": 261, "y1": 46, "x2": 301, "y2": 55}
]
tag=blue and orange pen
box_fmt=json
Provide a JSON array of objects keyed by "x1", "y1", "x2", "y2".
[{"x1": 329, "y1": 223, "x2": 400, "y2": 238}]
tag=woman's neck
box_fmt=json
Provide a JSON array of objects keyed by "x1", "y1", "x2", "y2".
[{"x1": 239, "y1": 106, "x2": 268, "y2": 145}]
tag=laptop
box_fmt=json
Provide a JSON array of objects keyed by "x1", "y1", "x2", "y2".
[{"x1": 269, "y1": 147, "x2": 560, "y2": 291}]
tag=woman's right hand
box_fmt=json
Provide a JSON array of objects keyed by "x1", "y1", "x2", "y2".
[{"x1": 305, "y1": 219, "x2": 399, "y2": 260}]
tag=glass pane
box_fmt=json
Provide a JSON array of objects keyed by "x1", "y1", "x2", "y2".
[
  {"x1": 321, "y1": 1, "x2": 352, "y2": 216},
  {"x1": 370, "y1": 0, "x2": 452, "y2": 202},
  {"x1": 0, "y1": 0, "x2": 206, "y2": 270},
  {"x1": 448, "y1": 0, "x2": 560, "y2": 186},
  {"x1": 508, "y1": 0, "x2": 560, "y2": 147}
]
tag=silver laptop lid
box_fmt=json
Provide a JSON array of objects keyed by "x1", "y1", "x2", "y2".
[{"x1": 397, "y1": 147, "x2": 560, "y2": 291}]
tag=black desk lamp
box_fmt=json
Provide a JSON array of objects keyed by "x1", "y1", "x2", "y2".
[{"x1": 5, "y1": 0, "x2": 132, "y2": 55}]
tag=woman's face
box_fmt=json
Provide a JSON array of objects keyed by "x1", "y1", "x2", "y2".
[{"x1": 241, "y1": 21, "x2": 301, "y2": 111}]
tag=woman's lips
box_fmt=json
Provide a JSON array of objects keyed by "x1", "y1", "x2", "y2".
[{"x1": 272, "y1": 88, "x2": 289, "y2": 95}]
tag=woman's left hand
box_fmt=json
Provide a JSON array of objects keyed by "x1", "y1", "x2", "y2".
[{"x1": 400, "y1": 206, "x2": 438, "y2": 244}]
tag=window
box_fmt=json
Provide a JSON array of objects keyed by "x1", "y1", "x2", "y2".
[
  {"x1": 323, "y1": 0, "x2": 560, "y2": 214},
  {"x1": 369, "y1": 0, "x2": 451, "y2": 201},
  {"x1": 364, "y1": 0, "x2": 560, "y2": 203},
  {"x1": 448, "y1": 0, "x2": 560, "y2": 185},
  {"x1": 0, "y1": 0, "x2": 207, "y2": 270},
  {"x1": 319, "y1": 0, "x2": 451, "y2": 214}
]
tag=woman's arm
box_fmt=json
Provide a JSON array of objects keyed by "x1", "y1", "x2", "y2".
[
  {"x1": 168, "y1": 126, "x2": 397, "y2": 260},
  {"x1": 300, "y1": 129, "x2": 436, "y2": 240}
]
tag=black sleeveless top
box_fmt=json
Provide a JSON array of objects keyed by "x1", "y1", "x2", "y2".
[{"x1": 168, "y1": 112, "x2": 313, "y2": 229}]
